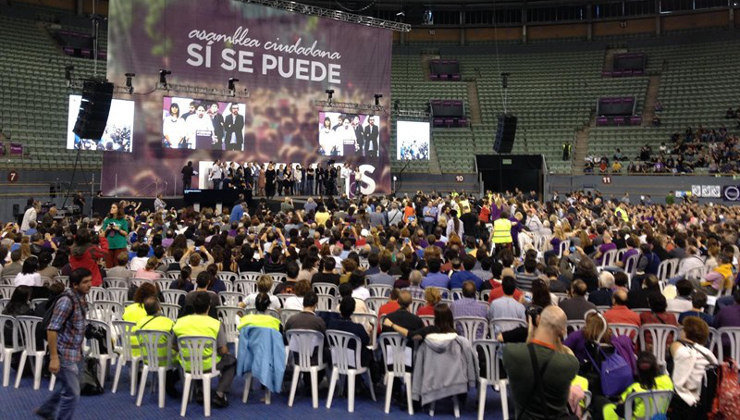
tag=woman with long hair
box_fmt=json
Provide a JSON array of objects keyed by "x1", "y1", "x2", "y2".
[
  {"x1": 13, "y1": 256, "x2": 42, "y2": 287},
  {"x1": 69, "y1": 228, "x2": 107, "y2": 287},
  {"x1": 170, "y1": 265, "x2": 193, "y2": 292},
  {"x1": 102, "y1": 201, "x2": 129, "y2": 268}
]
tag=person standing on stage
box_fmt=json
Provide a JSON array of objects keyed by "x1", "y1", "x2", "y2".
[
  {"x1": 265, "y1": 163, "x2": 276, "y2": 197},
  {"x1": 257, "y1": 164, "x2": 266, "y2": 197},
  {"x1": 224, "y1": 105, "x2": 245, "y2": 151},
  {"x1": 316, "y1": 163, "x2": 324, "y2": 195},
  {"x1": 363, "y1": 115, "x2": 379, "y2": 157},
  {"x1": 294, "y1": 164, "x2": 303, "y2": 196},
  {"x1": 306, "y1": 165, "x2": 315, "y2": 196},
  {"x1": 208, "y1": 160, "x2": 223, "y2": 190},
  {"x1": 101, "y1": 202, "x2": 129, "y2": 268},
  {"x1": 181, "y1": 161, "x2": 195, "y2": 192}
]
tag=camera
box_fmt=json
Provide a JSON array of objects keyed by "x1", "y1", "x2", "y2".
[{"x1": 526, "y1": 305, "x2": 544, "y2": 326}]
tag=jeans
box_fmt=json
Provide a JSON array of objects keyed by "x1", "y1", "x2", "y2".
[{"x1": 37, "y1": 362, "x2": 80, "y2": 420}]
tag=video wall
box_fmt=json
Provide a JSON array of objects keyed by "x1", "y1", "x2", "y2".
[
  {"x1": 396, "y1": 121, "x2": 430, "y2": 161},
  {"x1": 66, "y1": 94, "x2": 134, "y2": 152},
  {"x1": 103, "y1": 0, "x2": 392, "y2": 196}
]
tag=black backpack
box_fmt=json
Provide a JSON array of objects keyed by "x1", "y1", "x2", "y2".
[{"x1": 40, "y1": 293, "x2": 72, "y2": 332}]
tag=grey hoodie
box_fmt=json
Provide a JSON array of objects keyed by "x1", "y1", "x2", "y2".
[{"x1": 411, "y1": 333, "x2": 478, "y2": 405}]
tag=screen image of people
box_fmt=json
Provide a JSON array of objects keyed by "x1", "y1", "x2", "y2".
[
  {"x1": 396, "y1": 120, "x2": 430, "y2": 160},
  {"x1": 318, "y1": 112, "x2": 380, "y2": 158},
  {"x1": 66, "y1": 95, "x2": 134, "y2": 152},
  {"x1": 162, "y1": 97, "x2": 246, "y2": 151}
]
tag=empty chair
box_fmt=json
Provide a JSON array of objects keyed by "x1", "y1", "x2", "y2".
[
  {"x1": 103, "y1": 277, "x2": 128, "y2": 288},
  {"x1": 325, "y1": 330, "x2": 377, "y2": 412},
  {"x1": 177, "y1": 336, "x2": 221, "y2": 417},
  {"x1": 367, "y1": 284, "x2": 392, "y2": 298},
  {"x1": 718, "y1": 327, "x2": 740, "y2": 362},
  {"x1": 0, "y1": 315, "x2": 21, "y2": 387},
  {"x1": 365, "y1": 297, "x2": 388, "y2": 313},
  {"x1": 474, "y1": 340, "x2": 509, "y2": 420},
  {"x1": 111, "y1": 320, "x2": 139, "y2": 395},
  {"x1": 286, "y1": 329, "x2": 326, "y2": 409},
  {"x1": 234, "y1": 280, "x2": 257, "y2": 295},
  {"x1": 312, "y1": 282, "x2": 339, "y2": 296},
  {"x1": 219, "y1": 291, "x2": 243, "y2": 307},
  {"x1": 136, "y1": 329, "x2": 174, "y2": 408},
  {"x1": 90, "y1": 300, "x2": 123, "y2": 324},
  {"x1": 107, "y1": 287, "x2": 128, "y2": 304},
  {"x1": 14, "y1": 315, "x2": 45, "y2": 390},
  {"x1": 379, "y1": 332, "x2": 414, "y2": 415},
  {"x1": 316, "y1": 294, "x2": 335, "y2": 312},
  {"x1": 266, "y1": 273, "x2": 286, "y2": 284},
  {"x1": 349, "y1": 313, "x2": 379, "y2": 350},
  {"x1": 216, "y1": 306, "x2": 241, "y2": 357}
]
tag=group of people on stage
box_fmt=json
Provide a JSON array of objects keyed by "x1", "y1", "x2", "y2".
[
  {"x1": 187, "y1": 160, "x2": 366, "y2": 197},
  {"x1": 163, "y1": 100, "x2": 245, "y2": 151},
  {"x1": 318, "y1": 113, "x2": 379, "y2": 158}
]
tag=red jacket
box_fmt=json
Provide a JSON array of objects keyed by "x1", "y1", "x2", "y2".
[{"x1": 69, "y1": 240, "x2": 109, "y2": 287}]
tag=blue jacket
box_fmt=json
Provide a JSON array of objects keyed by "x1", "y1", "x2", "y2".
[
  {"x1": 236, "y1": 326, "x2": 285, "y2": 393},
  {"x1": 230, "y1": 205, "x2": 245, "y2": 223}
]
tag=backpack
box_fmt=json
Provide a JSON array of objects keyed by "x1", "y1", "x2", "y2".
[
  {"x1": 585, "y1": 345, "x2": 634, "y2": 397},
  {"x1": 40, "y1": 293, "x2": 72, "y2": 332},
  {"x1": 710, "y1": 360, "x2": 740, "y2": 419}
]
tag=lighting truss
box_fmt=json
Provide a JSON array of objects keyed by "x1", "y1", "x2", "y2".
[
  {"x1": 67, "y1": 79, "x2": 132, "y2": 95},
  {"x1": 157, "y1": 83, "x2": 250, "y2": 99},
  {"x1": 240, "y1": 0, "x2": 411, "y2": 32},
  {"x1": 312, "y1": 99, "x2": 385, "y2": 113}
]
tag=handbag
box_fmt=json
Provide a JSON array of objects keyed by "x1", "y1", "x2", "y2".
[{"x1": 584, "y1": 344, "x2": 633, "y2": 397}]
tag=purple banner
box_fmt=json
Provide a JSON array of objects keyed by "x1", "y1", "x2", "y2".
[{"x1": 104, "y1": 0, "x2": 392, "y2": 196}]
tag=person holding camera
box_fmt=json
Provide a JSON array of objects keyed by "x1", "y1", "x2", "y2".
[{"x1": 101, "y1": 201, "x2": 129, "y2": 268}]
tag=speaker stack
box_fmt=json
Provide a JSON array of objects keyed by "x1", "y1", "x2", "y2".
[
  {"x1": 73, "y1": 80, "x2": 114, "y2": 139},
  {"x1": 494, "y1": 113, "x2": 517, "y2": 154}
]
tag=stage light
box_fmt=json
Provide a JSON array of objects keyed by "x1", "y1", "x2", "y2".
[
  {"x1": 374, "y1": 94, "x2": 383, "y2": 107},
  {"x1": 64, "y1": 65, "x2": 74, "y2": 87},
  {"x1": 228, "y1": 78, "x2": 239, "y2": 96},
  {"x1": 423, "y1": 9, "x2": 433, "y2": 25},
  {"x1": 125, "y1": 72, "x2": 135, "y2": 94},
  {"x1": 159, "y1": 69, "x2": 171, "y2": 88},
  {"x1": 325, "y1": 89, "x2": 335, "y2": 103}
]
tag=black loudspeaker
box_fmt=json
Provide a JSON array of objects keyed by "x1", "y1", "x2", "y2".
[
  {"x1": 73, "y1": 80, "x2": 113, "y2": 139},
  {"x1": 494, "y1": 114, "x2": 517, "y2": 153}
]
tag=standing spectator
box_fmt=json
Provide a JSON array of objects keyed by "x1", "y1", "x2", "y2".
[
  {"x1": 503, "y1": 306, "x2": 579, "y2": 418},
  {"x1": 69, "y1": 229, "x2": 108, "y2": 286},
  {"x1": 102, "y1": 202, "x2": 129, "y2": 268},
  {"x1": 34, "y1": 268, "x2": 92, "y2": 419}
]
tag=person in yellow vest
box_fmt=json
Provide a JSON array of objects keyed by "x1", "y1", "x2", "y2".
[
  {"x1": 133, "y1": 296, "x2": 179, "y2": 397},
  {"x1": 602, "y1": 352, "x2": 673, "y2": 420},
  {"x1": 491, "y1": 211, "x2": 514, "y2": 251},
  {"x1": 614, "y1": 202, "x2": 629, "y2": 224},
  {"x1": 173, "y1": 292, "x2": 236, "y2": 408},
  {"x1": 123, "y1": 282, "x2": 159, "y2": 358}
]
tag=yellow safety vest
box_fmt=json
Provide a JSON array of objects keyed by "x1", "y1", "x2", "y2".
[
  {"x1": 173, "y1": 314, "x2": 221, "y2": 371},
  {"x1": 614, "y1": 207, "x2": 628, "y2": 222},
  {"x1": 492, "y1": 218, "x2": 513, "y2": 244},
  {"x1": 238, "y1": 313, "x2": 281, "y2": 331},
  {"x1": 133, "y1": 315, "x2": 175, "y2": 366},
  {"x1": 123, "y1": 303, "x2": 147, "y2": 357}
]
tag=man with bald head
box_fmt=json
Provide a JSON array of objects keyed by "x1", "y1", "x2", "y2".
[
  {"x1": 502, "y1": 306, "x2": 578, "y2": 419},
  {"x1": 604, "y1": 289, "x2": 641, "y2": 327}
]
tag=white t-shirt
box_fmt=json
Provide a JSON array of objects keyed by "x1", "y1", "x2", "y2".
[
  {"x1": 14, "y1": 272, "x2": 42, "y2": 287},
  {"x1": 283, "y1": 296, "x2": 304, "y2": 311}
]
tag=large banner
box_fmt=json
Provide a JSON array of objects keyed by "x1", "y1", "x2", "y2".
[{"x1": 104, "y1": 0, "x2": 392, "y2": 196}]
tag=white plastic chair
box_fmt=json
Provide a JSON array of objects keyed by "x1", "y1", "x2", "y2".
[
  {"x1": 367, "y1": 284, "x2": 392, "y2": 298},
  {"x1": 639, "y1": 324, "x2": 679, "y2": 370},
  {"x1": 162, "y1": 289, "x2": 186, "y2": 305},
  {"x1": 166, "y1": 270, "x2": 181, "y2": 280},
  {"x1": 0, "y1": 315, "x2": 21, "y2": 387},
  {"x1": 103, "y1": 277, "x2": 128, "y2": 288},
  {"x1": 455, "y1": 316, "x2": 489, "y2": 342},
  {"x1": 0, "y1": 299, "x2": 8, "y2": 313},
  {"x1": 609, "y1": 323, "x2": 640, "y2": 346},
  {"x1": 567, "y1": 320, "x2": 586, "y2": 333},
  {"x1": 160, "y1": 303, "x2": 180, "y2": 322},
  {"x1": 657, "y1": 259, "x2": 677, "y2": 282},
  {"x1": 623, "y1": 254, "x2": 639, "y2": 285},
  {"x1": 136, "y1": 329, "x2": 173, "y2": 408},
  {"x1": 718, "y1": 327, "x2": 740, "y2": 362},
  {"x1": 238, "y1": 272, "x2": 261, "y2": 282},
  {"x1": 600, "y1": 249, "x2": 619, "y2": 268},
  {"x1": 410, "y1": 298, "x2": 425, "y2": 314},
  {"x1": 313, "y1": 282, "x2": 339, "y2": 296},
  {"x1": 379, "y1": 332, "x2": 414, "y2": 415},
  {"x1": 475, "y1": 340, "x2": 509, "y2": 420},
  {"x1": 111, "y1": 320, "x2": 140, "y2": 395},
  {"x1": 155, "y1": 279, "x2": 171, "y2": 292},
  {"x1": 489, "y1": 318, "x2": 527, "y2": 337},
  {"x1": 420, "y1": 315, "x2": 435, "y2": 327},
  {"x1": 218, "y1": 291, "x2": 243, "y2": 307},
  {"x1": 316, "y1": 294, "x2": 335, "y2": 312},
  {"x1": 557, "y1": 240, "x2": 569, "y2": 258},
  {"x1": 90, "y1": 300, "x2": 124, "y2": 324},
  {"x1": 365, "y1": 297, "x2": 388, "y2": 313},
  {"x1": 216, "y1": 306, "x2": 241, "y2": 357},
  {"x1": 280, "y1": 308, "x2": 300, "y2": 325},
  {"x1": 286, "y1": 329, "x2": 326, "y2": 409},
  {"x1": 107, "y1": 287, "x2": 128, "y2": 304},
  {"x1": 349, "y1": 313, "x2": 379, "y2": 350},
  {"x1": 177, "y1": 336, "x2": 221, "y2": 417},
  {"x1": 234, "y1": 279, "x2": 257, "y2": 295},
  {"x1": 325, "y1": 330, "x2": 377, "y2": 412},
  {"x1": 0, "y1": 285, "x2": 15, "y2": 299},
  {"x1": 266, "y1": 273, "x2": 287, "y2": 284},
  {"x1": 217, "y1": 271, "x2": 238, "y2": 284},
  {"x1": 623, "y1": 390, "x2": 673, "y2": 420},
  {"x1": 14, "y1": 315, "x2": 45, "y2": 390}
]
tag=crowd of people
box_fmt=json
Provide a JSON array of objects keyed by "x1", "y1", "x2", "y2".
[
  {"x1": 1, "y1": 189, "x2": 739, "y2": 419},
  {"x1": 584, "y1": 125, "x2": 740, "y2": 175},
  {"x1": 182, "y1": 160, "x2": 367, "y2": 197}
]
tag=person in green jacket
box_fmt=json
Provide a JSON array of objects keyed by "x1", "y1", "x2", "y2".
[
  {"x1": 101, "y1": 201, "x2": 129, "y2": 268},
  {"x1": 665, "y1": 191, "x2": 676, "y2": 205}
]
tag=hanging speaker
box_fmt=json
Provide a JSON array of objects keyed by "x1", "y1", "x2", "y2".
[
  {"x1": 73, "y1": 80, "x2": 114, "y2": 140},
  {"x1": 494, "y1": 114, "x2": 517, "y2": 154}
]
